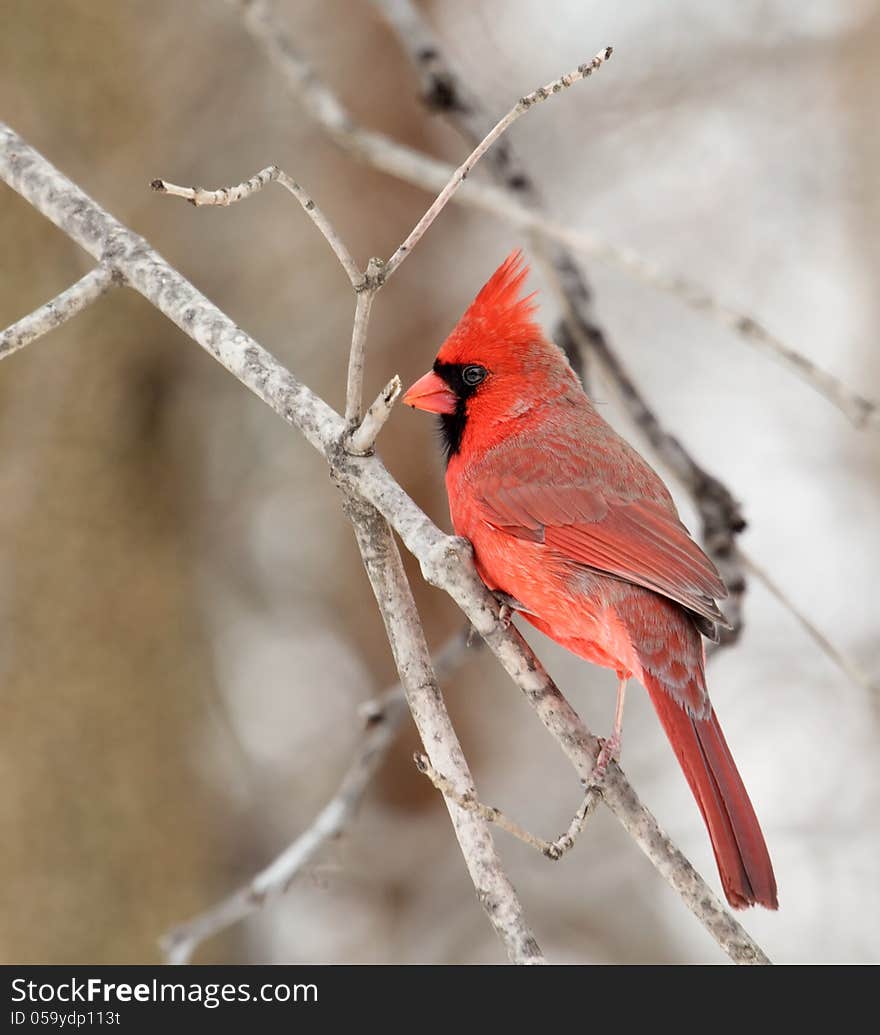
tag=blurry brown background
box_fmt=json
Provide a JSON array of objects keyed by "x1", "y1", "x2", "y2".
[{"x1": 1, "y1": 0, "x2": 878, "y2": 964}]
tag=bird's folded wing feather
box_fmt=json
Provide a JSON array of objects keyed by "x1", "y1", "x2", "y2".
[{"x1": 476, "y1": 482, "x2": 730, "y2": 628}]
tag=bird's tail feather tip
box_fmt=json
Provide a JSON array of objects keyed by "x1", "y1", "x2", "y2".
[
  {"x1": 644, "y1": 676, "x2": 778, "y2": 912},
  {"x1": 694, "y1": 708, "x2": 778, "y2": 912}
]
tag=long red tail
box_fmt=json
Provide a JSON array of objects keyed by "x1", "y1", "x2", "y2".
[{"x1": 643, "y1": 678, "x2": 778, "y2": 910}]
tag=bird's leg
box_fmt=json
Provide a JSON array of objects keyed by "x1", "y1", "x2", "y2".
[
  {"x1": 591, "y1": 675, "x2": 628, "y2": 782},
  {"x1": 492, "y1": 591, "x2": 534, "y2": 629}
]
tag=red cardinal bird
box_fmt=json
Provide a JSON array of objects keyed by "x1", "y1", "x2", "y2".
[{"x1": 404, "y1": 252, "x2": 777, "y2": 910}]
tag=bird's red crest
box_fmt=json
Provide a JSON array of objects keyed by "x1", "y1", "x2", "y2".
[{"x1": 437, "y1": 250, "x2": 540, "y2": 364}]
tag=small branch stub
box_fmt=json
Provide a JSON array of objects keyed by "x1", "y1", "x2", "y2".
[
  {"x1": 151, "y1": 166, "x2": 279, "y2": 206},
  {"x1": 347, "y1": 374, "x2": 402, "y2": 455}
]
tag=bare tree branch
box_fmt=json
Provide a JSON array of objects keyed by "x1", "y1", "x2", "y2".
[
  {"x1": 152, "y1": 165, "x2": 362, "y2": 286},
  {"x1": 0, "y1": 264, "x2": 120, "y2": 361},
  {"x1": 0, "y1": 122, "x2": 771, "y2": 964},
  {"x1": 339, "y1": 44, "x2": 613, "y2": 424},
  {"x1": 161, "y1": 631, "x2": 473, "y2": 964},
  {"x1": 154, "y1": 27, "x2": 612, "y2": 434},
  {"x1": 383, "y1": 46, "x2": 613, "y2": 278},
  {"x1": 561, "y1": 233, "x2": 878, "y2": 430}
]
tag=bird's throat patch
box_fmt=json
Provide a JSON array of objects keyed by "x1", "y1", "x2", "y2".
[{"x1": 433, "y1": 361, "x2": 477, "y2": 462}]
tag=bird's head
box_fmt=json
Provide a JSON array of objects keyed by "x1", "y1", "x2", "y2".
[{"x1": 404, "y1": 250, "x2": 577, "y2": 460}]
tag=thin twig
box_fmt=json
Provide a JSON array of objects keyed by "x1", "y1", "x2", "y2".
[
  {"x1": 152, "y1": 165, "x2": 362, "y2": 287},
  {"x1": 383, "y1": 46, "x2": 613, "y2": 278},
  {"x1": 150, "y1": 166, "x2": 278, "y2": 207},
  {"x1": 742, "y1": 550, "x2": 877, "y2": 695},
  {"x1": 414, "y1": 752, "x2": 599, "y2": 861},
  {"x1": 0, "y1": 264, "x2": 120, "y2": 361},
  {"x1": 161, "y1": 630, "x2": 472, "y2": 964},
  {"x1": 348, "y1": 374, "x2": 401, "y2": 455},
  {"x1": 0, "y1": 121, "x2": 771, "y2": 964},
  {"x1": 564, "y1": 234, "x2": 878, "y2": 429},
  {"x1": 346, "y1": 50, "x2": 610, "y2": 420}
]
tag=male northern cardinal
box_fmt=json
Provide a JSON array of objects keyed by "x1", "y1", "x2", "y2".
[{"x1": 404, "y1": 252, "x2": 777, "y2": 910}]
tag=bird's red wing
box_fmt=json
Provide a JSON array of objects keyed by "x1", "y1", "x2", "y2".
[{"x1": 477, "y1": 483, "x2": 730, "y2": 627}]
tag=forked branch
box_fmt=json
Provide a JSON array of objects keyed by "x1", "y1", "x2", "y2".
[{"x1": 1, "y1": 108, "x2": 770, "y2": 965}]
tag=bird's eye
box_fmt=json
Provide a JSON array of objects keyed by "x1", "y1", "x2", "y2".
[{"x1": 462, "y1": 364, "x2": 487, "y2": 387}]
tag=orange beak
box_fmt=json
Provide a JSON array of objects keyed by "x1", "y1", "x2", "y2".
[{"x1": 403, "y1": 370, "x2": 458, "y2": 414}]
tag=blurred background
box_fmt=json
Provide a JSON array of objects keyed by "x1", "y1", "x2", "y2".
[{"x1": 1, "y1": 0, "x2": 878, "y2": 965}]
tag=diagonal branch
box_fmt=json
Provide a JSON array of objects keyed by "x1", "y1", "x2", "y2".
[
  {"x1": 154, "y1": 39, "x2": 612, "y2": 430},
  {"x1": 0, "y1": 121, "x2": 770, "y2": 964},
  {"x1": 0, "y1": 263, "x2": 120, "y2": 361},
  {"x1": 161, "y1": 630, "x2": 473, "y2": 964},
  {"x1": 149, "y1": 52, "x2": 603, "y2": 957},
  {"x1": 383, "y1": 46, "x2": 612, "y2": 278},
  {"x1": 4, "y1": 124, "x2": 539, "y2": 965}
]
